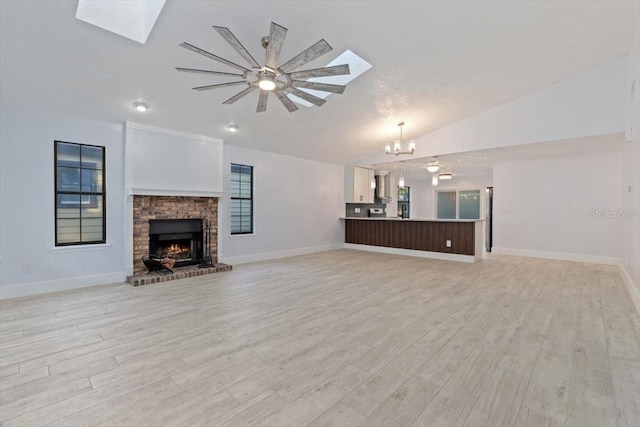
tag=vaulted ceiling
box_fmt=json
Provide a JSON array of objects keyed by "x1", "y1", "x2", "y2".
[{"x1": 1, "y1": 1, "x2": 637, "y2": 164}]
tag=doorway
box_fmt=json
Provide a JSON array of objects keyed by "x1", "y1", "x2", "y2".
[{"x1": 486, "y1": 187, "x2": 493, "y2": 252}]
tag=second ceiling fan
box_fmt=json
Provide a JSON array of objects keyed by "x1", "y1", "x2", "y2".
[{"x1": 177, "y1": 22, "x2": 351, "y2": 113}]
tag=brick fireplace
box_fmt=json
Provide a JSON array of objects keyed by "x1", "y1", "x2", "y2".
[{"x1": 132, "y1": 195, "x2": 218, "y2": 275}]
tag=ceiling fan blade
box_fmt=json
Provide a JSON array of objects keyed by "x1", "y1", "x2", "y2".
[
  {"x1": 176, "y1": 67, "x2": 245, "y2": 77},
  {"x1": 193, "y1": 81, "x2": 249, "y2": 91},
  {"x1": 179, "y1": 42, "x2": 252, "y2": 73},
  {"x1": 265, "y1": 22, "x2": 288, "y2": 69},
  {"x1": 288, "y1": 64, "x2": 350, "y2": 80},
  {"x1": 256, "y1": 90, "x2": 269, "y2": 113},
  {"x1": 223, "y1": 85, "x2": 257, "y2": 104},
  {"x1": 285, "y1": 87, "x2": 326, "y2": 107},
  {"x1": 278, "y1": 39, "x2": 332, "y2": 73},
  {"x1": 291, "y1": 80, "x2": 346, "y2": 94},
  {"x1": 212, "y1": 25, "x2": 261, "y2": 69},
  {"x1": 273, "y1": 89, "x2": 299, "y2": 113}
]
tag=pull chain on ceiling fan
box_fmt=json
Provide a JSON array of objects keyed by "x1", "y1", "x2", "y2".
[{"x1": 176, "y1": 22, "x2": 351, "y2": 113}]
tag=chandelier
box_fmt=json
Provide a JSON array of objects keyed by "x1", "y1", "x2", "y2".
[{"x1": 385, "y1": 122, "x2": 415, "y2": 156}]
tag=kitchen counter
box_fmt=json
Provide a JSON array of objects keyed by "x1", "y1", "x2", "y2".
[
  {"x1": 340, "y1": 217, "x2": 483, "y2": 222},
  {"x1": 342, "y1": 217, "x2": 483, "y2": 262}
]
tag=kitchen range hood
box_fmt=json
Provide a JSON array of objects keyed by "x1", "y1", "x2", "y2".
[{"x1": 375, "y1": 171, "x2": 392, "y2": 202}]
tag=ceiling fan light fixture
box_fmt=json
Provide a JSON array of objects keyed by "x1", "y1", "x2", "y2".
[
  {"x1": 439, "y1": 173, "x2": 452, "y2": 180},
  {"x1": 426, "y1": 163, "x2": 439, "y2": 173},
  {"x1": 178, "y1": 22, "x2": 351, "y2": 113},
  {"x1": 258, "y1": 74, "x2": 276, "y2": 91},
  {"x1": 227, "y1": 123, "x2": 239, "y2": 132}
]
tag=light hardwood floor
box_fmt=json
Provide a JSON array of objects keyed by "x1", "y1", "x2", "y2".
[{"x1": 1, "y1": 250, "x2": 639, "y2": 427}]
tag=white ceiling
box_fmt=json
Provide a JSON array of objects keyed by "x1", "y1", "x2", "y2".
[{"x1": 1, "y1": 1, "x2": 637, "y2": 164}]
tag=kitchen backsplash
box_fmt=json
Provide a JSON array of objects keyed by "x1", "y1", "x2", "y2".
[{"x1": 345, "y1": 203, "x2": 386, "y2": 218}]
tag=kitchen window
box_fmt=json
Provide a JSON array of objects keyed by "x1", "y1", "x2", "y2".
[
  {"x1": 436, "y1": 189, "x2": 481, "y2": 220},
  {"x1": 230, "y1": 163, "x2": 253, "y2": 234},
  {"x1": 54, "y1": 141, "x2": 106, "y2": 245}
]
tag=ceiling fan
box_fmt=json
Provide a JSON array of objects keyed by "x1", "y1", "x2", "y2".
[{"x1": 176, "y1": 22, "x2": 351, "y2": 113}]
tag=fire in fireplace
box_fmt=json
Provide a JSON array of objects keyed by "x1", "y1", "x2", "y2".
[{"x1": 149, "y1": 219, "x2": 203, "y2": 268}]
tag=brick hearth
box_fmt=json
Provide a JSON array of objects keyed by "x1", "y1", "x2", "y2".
[{"x1": 132, "y1": 195, "x2": 218, "y2": 275}]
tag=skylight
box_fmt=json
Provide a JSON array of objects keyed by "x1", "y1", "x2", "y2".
[
  {"x1": 288, "y1": 49, "x2": 372, "y2": 107},
  {"x1": 76, "y1": 0, "x2": 166, "y2": 44}
]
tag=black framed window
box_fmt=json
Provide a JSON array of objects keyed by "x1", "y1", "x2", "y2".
[
  {"x1": 55, "y1": 141, "x2": 106, "y2": 245},
  {"x1": 230, "y1": 163, "x2": 253, "y2": 234}
]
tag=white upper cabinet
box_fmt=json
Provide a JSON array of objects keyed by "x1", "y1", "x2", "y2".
[{"x1": 351, "y1": 166, "x2": 374, "y2": 203}]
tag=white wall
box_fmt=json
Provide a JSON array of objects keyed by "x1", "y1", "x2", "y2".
[
  {"x1": 622, "y1": 24, "x2": 640, "y2": 305},
  {"x1": 125, "y1": 122, "x2": 224, "y2": 197},
  {"x1": 220, "y1": 144, "x2": 345, "y2": 265},
  {"x1": 492, "y1": 147, "x2": 625, "y2": 264},
  {"x1": 0, "y1": 105, "x2": 126, "y2": 299}
]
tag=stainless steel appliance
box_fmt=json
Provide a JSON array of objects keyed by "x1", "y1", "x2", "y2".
[{"x1": 368, "y1": 207, "x2": 385, "y2": 217}]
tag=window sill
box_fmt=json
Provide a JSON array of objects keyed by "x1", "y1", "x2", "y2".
[
  {"x1": 230, "y1": 233, "x2": 255, "y2": 238},
  {"x1": 51, "y1": 243, "x2": 112, "y2": 254}
]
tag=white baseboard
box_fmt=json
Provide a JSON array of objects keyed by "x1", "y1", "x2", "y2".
[
  {"x1": 220, "y1": 244, "x2": 344, "y2": 265},
  {"x1": 619, "y1": 265, "x2": 640, "y2": 315},
  {"x1": 491, "y1": 247, "x2": 625, "y2": 266},
  {"x1": 345, "y1": 244, "x2": 478, "y2": 263},
  {"x1": 0, "y1": 271, "x2": 126, "y2": 300}
]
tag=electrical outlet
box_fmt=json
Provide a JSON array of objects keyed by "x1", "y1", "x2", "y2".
[
  {"x1": 446, "y1": 240, "x2": 452, "y2": 248},
  {"x1": 22, "y1": 263, "x2": 31, "y2": 273}
]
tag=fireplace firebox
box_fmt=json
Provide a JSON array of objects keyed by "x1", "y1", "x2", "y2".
[{"x1": 149, "y1": 219, "x2": 203, "y2": 268}]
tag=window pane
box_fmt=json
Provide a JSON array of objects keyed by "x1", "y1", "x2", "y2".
[
  {"x1": 437, "y1": 191, "x2": 456, "y2": 219},
  {"x1": 57, "y1": 142, "x2": 80, "y2": 163},
  {"x1": 80, "y1": 169, "x2": 103, "y2": 193},
  {"x1": 81, "y1": 145, "x2": 103, "y2": 169},
  {"x1": 459, "y1": 190, "x2": 481, "y2": 219},
  {"x1": 81, "y1": 197, "x2": 104, "y2": 241},
  {"x1": 230, "y1": 181, "x2": 240, "y2": 197},
  {"x1": 57, "y1": 166, "x2": 81, "y2": 192},
  {"x1": 57, "y1": 195, "x2": 80, "y2": 243}
]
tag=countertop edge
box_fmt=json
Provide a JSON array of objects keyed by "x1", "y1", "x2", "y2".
[{"x1": 340, "y1": 217, "x2": 484, "y2": 223}]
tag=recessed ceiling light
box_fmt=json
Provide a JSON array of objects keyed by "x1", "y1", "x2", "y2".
[
  {"x1": 227, "y1": 124, "x2": 239, "y2": 132},
  {"x1": 132, "y1": 101, "x2": 150, "y2": 112}
]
